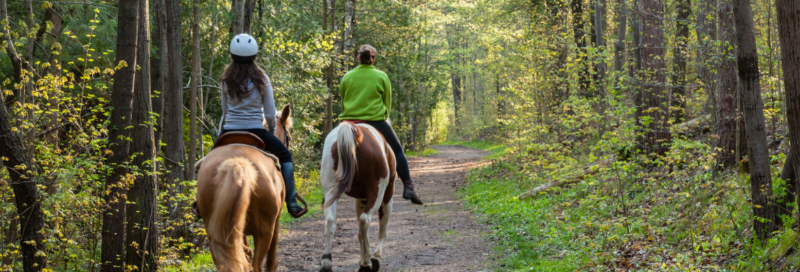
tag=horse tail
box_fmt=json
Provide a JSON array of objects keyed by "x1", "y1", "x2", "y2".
[
  {"x1": 324, "y1": 122, "x2": 361, "y2": 207},
  {"x1": 207, "y1": 157, "x2": 256, "y2": 272}
]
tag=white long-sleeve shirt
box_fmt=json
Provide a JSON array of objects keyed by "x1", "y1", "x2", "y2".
[{"x1": 218, "y1": 74, "x2": 276, "y2": 132}]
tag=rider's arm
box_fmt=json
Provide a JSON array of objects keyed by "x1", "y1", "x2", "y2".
[
  {"x1": 383, "y1": 75, "x2": 392, "y2": 118},
  {"x1": 262, "y1": 74, "x2": 277, "y2": 132},
  {"x1": 339, "y1": 78, "x2": 347, "y2": 113},
  {"x1": 218, "y1": 83, "x2": 228, "y2": 135}
]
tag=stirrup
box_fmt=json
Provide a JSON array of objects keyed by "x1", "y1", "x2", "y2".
[{"x1": 289, "y1": 194, "x2": 309, "y2": 218}]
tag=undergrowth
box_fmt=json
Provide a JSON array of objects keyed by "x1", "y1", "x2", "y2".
[
  {"x1": 459, "y1": 139, "x2": 800, "y2": 271},
  {"x1": 407, "y1": 147, "x2": 440, "y2": 157}
]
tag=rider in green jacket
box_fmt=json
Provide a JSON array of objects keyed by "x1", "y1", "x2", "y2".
[{"x1": 338, "y1": 44, "x2": 423, "y2": 205}]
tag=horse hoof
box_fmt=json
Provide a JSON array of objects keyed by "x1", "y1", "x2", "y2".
[
  {"x1": 371, "y1": 258, "x2": 380, "y2": 271},
  {"x1": 357, "y1": 265, "x2": 372, "y2": 272},
  {"x1": 319, "y1": 267, "x2": 333, "y2": 272}
]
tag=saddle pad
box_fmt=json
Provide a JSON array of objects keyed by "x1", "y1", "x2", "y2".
[{"x1": 195, "y1": 143, "x2": 281, "y2": 171}]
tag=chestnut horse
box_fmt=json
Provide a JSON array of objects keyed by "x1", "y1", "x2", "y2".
[
  {"x1": 319, "y1": 122, "x2": 396, "y2": 272},
  {"x1": 195, "y1": 105, "x2": 293, "y2": 272}
]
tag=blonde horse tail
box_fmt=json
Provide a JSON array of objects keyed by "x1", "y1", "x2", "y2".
[
  {"x1": 208, "y1": 157, "x2": 256, "y2": 272},
  {"x1": 324, "y1": 122, "x2": 361, "y2": 207}
]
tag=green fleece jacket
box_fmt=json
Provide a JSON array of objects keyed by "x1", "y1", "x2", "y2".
[{"x1": 338, "y1": 64, "x2": 392, "y2": 121}]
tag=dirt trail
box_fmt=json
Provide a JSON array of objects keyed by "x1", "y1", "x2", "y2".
[{"x1": 277, "y1": 145, "x2": 495, "y2": 271}]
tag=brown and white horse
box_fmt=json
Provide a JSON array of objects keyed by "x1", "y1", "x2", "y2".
[
  {"x1": 195, "y1": 105, "x2": 293, "y2": 272},
  {"x1": 319, "y1": 121, "x2": 396, "y2": 272}
]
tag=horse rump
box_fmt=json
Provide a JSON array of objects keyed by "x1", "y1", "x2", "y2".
[
  {"x1": 207, "y1": 157, "x2": 257, "y2": 272},
  {"x1": 324, "y1": 122, "x2": 362, "y2": 208}
]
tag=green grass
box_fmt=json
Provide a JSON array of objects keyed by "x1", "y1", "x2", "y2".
[
  {"x1": 406, "y1": 147, "x2": 440, "y2": 157},
  {"x1": 440, "y1": 139, "x2": 508, "y2": 159},
  {"x1": 162, "y1": 251, "x2": 215, "y2": 271}
]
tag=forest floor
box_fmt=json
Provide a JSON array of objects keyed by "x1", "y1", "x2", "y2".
[{"x1": 275, "y1": 145, "x2": 496, "y2": 271}]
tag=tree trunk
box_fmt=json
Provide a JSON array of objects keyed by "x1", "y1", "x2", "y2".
[
  {"x1": 0, "y1": 96, "x2": 48, "y2": 272},
  {"x1": 613, "y1": 0, "x2": 627, "y2": 73},
  {"x1": 152, "y1": 0, "x2": 167, "y2": 156},
  {"x1": 323, "y1": 0, "x2": 336, "y2": 139},
  {"x1": 715, "y1": 0, "x2": 740, "y2": 170},
  {"x1": 232, "y1": 0, "x2": 246, "y2": 34},
  {"x1": 125, "y1": 0, "x2": 158, "y2": 269},
  {"x1": 595, "y1": 0, "x2": 607, "y2": 123},
  {"x1": 0, "y1": 5, "x2": 47, "y2": 269},
  {"x1": 101, "y1": 0, "x2": 139, "y2": 270},
  {"x1": 243, "y1": 0, "x2": 255, "y2": 34},
  {"x1": 670, "y1": 0, "x2": 690, "y2": 123},
  {"x1": 732, "y1": 0, "x2": 775, "y2": 239},
  {"x1": 572, "y1": 0, "x2": 589, "y2": 95},
  {"x1": 188, "y1": 0, "x2": 201, "y2": 182},
  {"x1": 164, "y1": 0, "x2": 186, "y2": 238},
  {"x1": 342, "y1": 0, "x2": 356, "y2": 70},
  {"x1": 638, "y1": 0, "x2": 670, "y2": 155},
  {"x1": 776, "y1": 0, "x2": 800, "y2": 228}
]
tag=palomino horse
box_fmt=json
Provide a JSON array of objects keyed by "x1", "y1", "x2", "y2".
[
  {"x1": 319, "y1": 121, "x2": 396, "y2": 272},
  {"x1": 195, "y1": 105, "x2": 294, "y2": 272}
]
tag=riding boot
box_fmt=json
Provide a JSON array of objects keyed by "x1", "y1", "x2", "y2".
[
  {"x1": 401, "y1": 180, "x2": 423, "y2": 205},
  {"x1": 281, "y1": 162, "x2": 305, "y2": 217}
]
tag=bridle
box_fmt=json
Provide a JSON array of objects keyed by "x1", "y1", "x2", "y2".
[{"x1": 280, "y1": 121, "x2": 291, "y2": 148}]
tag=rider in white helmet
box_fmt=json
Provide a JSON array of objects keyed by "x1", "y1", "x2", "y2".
[{"x1": 216, "y1": 33, "x2": 305, "y2": 217}]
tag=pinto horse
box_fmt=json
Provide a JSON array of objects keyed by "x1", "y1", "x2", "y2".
[
  {"x1": 195, "y1": 105, "x2": 293, "y2": 272},
  {"x1": 319, "y1": 121, "x2": 396, "y2": 272}
]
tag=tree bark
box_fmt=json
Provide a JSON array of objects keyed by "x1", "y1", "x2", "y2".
[
  {"x1": 670, "y1": 0, "x2": 690, "y2": 123},
  {"x1": 323, "y1": 0, "x2": 335, "y2": 139},
  {"x1": 232, "y1": 0, "x2": 246, "y2": 34},
  {"x1": 637, "y1": 0, "x2": 670, "y2": 155},
  {"x1": 572, "y1": 0, "x2": 589, "y2": 95},
  {"x1": 0, "y1": 5, "x2": 47, "y2": 269},
  {"x1": 595, "y1": 0, "x2": 607, "y2": 124},
  {"x1": 152, "y1": 0, "x2": 167, "y2": 155},
  {"x1": 342, "y1": 0, "x2": 356, "y2": 70},
  {"x1": 732, "y1": 0, "x2": 775, "y2": 239},
  {"x1": 243, "y1": 0, "x2": 255, "y2": 34},
  {"x1": 715, "y1": 0, "x2": 740, "y2": 170},
  {"x1": 125, "y1": 0, "x2": 158, "y2": 269},
  {"x1": 188, "y1": 0, "x2": 201, "y2": 182},
  {"x1": 776, "y1": 0, "x2": 800, "y2": 228},
  {"x1": 0, "y1": 95, "x2": 48, "y2": 272},
  {"x1": 164, "y1": 0, "x2": 186, "y2": 238},
  {"x1": 101, "y1": 0, "x2": 139, "y2": 270},
  {"x1": 613, "y1": 0, "x2": 627, "y2": 73}
]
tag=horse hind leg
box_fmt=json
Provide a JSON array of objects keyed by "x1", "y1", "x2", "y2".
[
  {"x1": 374, "y1": 199, "x2": 392, "y2": 261},
  {"x1": 355, "y1": 200, "x2": 379, "y2": 272},
  {"x1": 320, "y1": 201, "x2": 338, "y2": 272},
  {"x1": 264, "y1": 218, "x2": 280, "y2": 272}
]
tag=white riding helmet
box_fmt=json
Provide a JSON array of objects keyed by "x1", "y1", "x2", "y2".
[{"x1": 230, "y1": 33, "x2": 258, "y2": 63}]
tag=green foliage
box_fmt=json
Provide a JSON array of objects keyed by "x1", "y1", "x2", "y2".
[{"x1": 406, "y1": 147, "x2": 440, "y2": 157}]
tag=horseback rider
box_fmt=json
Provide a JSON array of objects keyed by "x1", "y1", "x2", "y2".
[
  {"x1": 216, "y1": 33, "x2": 305, "y2": 217},
  {"x1": 338, "y1": 44, "x2": 423, "y2": 205}
]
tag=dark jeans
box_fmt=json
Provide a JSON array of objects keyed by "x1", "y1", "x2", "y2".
[
  {"x1": 364, "y1": 120, "x2": 411, "y2": 181},
  {"x1": 216, "y1": 128, "x2": 293, "y2": 163}
]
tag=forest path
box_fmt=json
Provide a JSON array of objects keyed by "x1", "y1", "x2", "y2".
[{"x1": 277, "y1": 145, "x2": 495, "y2": 271}]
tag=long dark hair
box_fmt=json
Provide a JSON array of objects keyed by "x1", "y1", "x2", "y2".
[{"x1": 221, "y1": 62, "x2": 268, "y2": 100}]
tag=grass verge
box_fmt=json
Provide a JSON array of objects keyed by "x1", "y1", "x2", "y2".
[
  {"x1": 406, "y1": 147, "x2": 440, "y2": 157},
  {"x1": 458, "y1": 139, "x2": 800, "y2": 271}
]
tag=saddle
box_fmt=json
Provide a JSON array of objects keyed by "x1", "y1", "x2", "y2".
[
  {"x1": 216, "y1": 131, "x2": 266, "y2": 149},
  {"x1": 192, "y1": 131, "x2": 308, "y2": 218}
]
